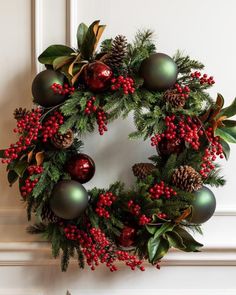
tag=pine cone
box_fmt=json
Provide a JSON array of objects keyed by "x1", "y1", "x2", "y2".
[
  {"x1": 51, "y1": 129, "x2": 74, "y2": 149},
  {"x1": 164, "y1": 90, "x2": 186, "y2": 109},
  {"x1": 13, "y1": 107, "x2": 30, "y2": 121},
  {"x1": 41, "y1": 204, "x2": 60, "y2": 223},
  {"x1": 132, "y1": 163, "x2": 156, "y2": 179},
  {"x1": 106, "y1": 35, "x2": 127, "y2": 70},
  {"x1": 171, "y1": 165, "x2": 203, "y2": 192}
]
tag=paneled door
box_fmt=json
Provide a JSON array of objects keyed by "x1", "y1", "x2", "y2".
[{"x1": 0, "y1": 1, "x2": 235, "y2": 294}]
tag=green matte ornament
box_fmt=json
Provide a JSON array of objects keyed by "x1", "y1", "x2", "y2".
[
  {"x1": 50, "y1": 180, "x2": 88, "y2": 219},
  {"x1": 188, "y1": 186, "x2": 216, "y2": 224},
  {"x1": 32, "y1": 69, "x2": 66, "y2": 107},
  {"x1": 139, "y1": 53, "x2": 178, "y2": 91}
]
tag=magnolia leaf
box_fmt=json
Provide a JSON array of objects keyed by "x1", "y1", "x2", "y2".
[
  {"x1": 38, "y1": 45, "x2": 75, "y2": 65},
  {"x1": 13, "y1": 161, "x2": 28, "y2": 177},
  {"x1": 223, "y1": 120, "x2": 236, "y2": 127},
  {"x1": 93, "y1": 25, "x2": 106, "y2": 52},
  {"x1": 174, "y1": 207, "x2": 192, "y2": 224},
  {"x1": 35, "y1": 152, "x2": 44, "y2": 166},
  {"x1": 71, "y1": 64, "x2": 87, "y2": 85},
  {"x1": 80, "y1": 20, "x2": 100, "y2": 60},
  {"x1": 153, "y1": 238, "x2": 170, "y2": 262},
  {"x1": 146, "y1": 225, "x2": 158, "y2": 235},
  {"x1": 154, "y1": 222, "x2": 175, "y2": 239},
  {"x1": 53, "y1": 56, "x2": 74, "y2": 70},
  {"x1": 148, "y1": 236, "x2": 161, "y2": 263},
  {"x1": 174, "y1": 227, "x2": 203, "y2": 252},
  {"x1": 77, "y1": 23, "x2": 88, "y2": 49},
  {"x1": 220, "y1": 138, "x2": 230, "y2": 160},
  {"x1": 219, "y1": 97, "x2": 236, "y2": 118},
  {"x1": 215, "y1": 126, "x2": 236, "y2": 143},
  {"x1": 165, "y1": 231, "x2": 185, "y2": 250},
  {"x1": 27, "y1": 150, "x2": 34, "y2": 163},
  {"x1": 7, "y1": 170, "x2": 18, "y2": 186},
  {"x1": 212, "y1": 115, "x2": 227, "y2": 132}
]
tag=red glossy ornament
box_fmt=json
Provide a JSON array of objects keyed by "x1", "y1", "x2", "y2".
[
  {"x1": 84, "y1": 61, "x2": 113, "y2": 92},
  {"x1": 66, "y1": 153, "x2": 95, "y2": 184},
  {"x1": 119, "y1": 226, "x2": 136, "y2": 247}
]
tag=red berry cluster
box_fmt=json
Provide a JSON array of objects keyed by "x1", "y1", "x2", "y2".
[
  {"x1": 2, "y1": 108, "x2": 42, "y2": 164},
  {"x1": 139, "y1": 214, "x2": 151, "y2": 225},
  {"x1": 41, "y1": 111, "x2": 64, "y2": 142},
  {"x1": 149, "y1": 181, "x2": 177, "y2": 199},
  {"x1": 127, "y1": 200, "x2": 141, "y2": 216},
  {"x1": 190, "y1": 71, "x2": 215, "y2": 85},
  {"x1": 200, "y1": 127, "x2": 224, "y2": 177},
  {"x1": 151, "y1": 115, "x2": 203, "y2": 151},
  {"x1": 50, "y1": 83, "x2": 75, "y2": 95},
  {"x1": 95, "y1": 192, "x2": 116, "y2": 218},
  {"x1": 158, "y1": 213, "x2": 168, "y2": 219},
  {"x1": 20, "y1": 165, "x2": 43, "y2": 197},
  {"x1": 175, "y1": 83, "x2": 190, "y2": 99},
  {"x1": 111, "y1": 76, "x2": 135, "y2": 94},
  {"x1": 84, "y1": 96, "x2": 97, "y2": 114},
  {"x1": 84, "y1": 97, "x2": 108, "y2": 135},
  {"x1": 63, "y1": 225, "x2": 145, "y2": 271}
]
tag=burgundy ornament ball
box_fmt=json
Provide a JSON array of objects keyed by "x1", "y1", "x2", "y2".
[
  {"x1": 84, "y1": 61, "x2": 113, "y2": 92},
  {"x1": 66, "y1": 153, "x2": 95, "y2": 184}
]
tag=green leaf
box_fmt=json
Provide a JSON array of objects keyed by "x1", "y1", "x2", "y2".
[
  {"x1": 80, "y1": 21, "x2": 99, "y2": 59},
  {"x1": 154, "y1": 222, "x2": 175, "y2": 239},
  {"x1": 77, "y1": 23, "x2": 88, "y2": 49},
  {"x1": 53, "y1": 56, "x2": 74, "y2": 70},
  {"x1": 220, "y1": 138, "x2": 230, "y2": 160},
  {"x1": 174, "y1": 227, "x2": 203, "y2": 252},
  {"x1": 219, "y1": 98, "x2": 236, "y2": 118},
  {"x1": 153, "y1": 238, "x2": 170, "y2": 261},
  {"x1": 146, "y1": 225, "x2": 157, "y2": 235},
  {"x1": 215, "y1": 126, "x2": 236, "y2": 143},
  {"x1": 165, "y1": 231, "x2": 185, "y2": 250},
  {"x1": 147, "y1": 236, "x2": 160, "y2": 262},
  {"x1": 0, "y1": 149, "x2": 5, "y2": 158},
  {"x1": 38, "y1": 45, "x2": 75, "y2": 65},
  {"x1": 13, "y1": 161, "x2": 28, "y2": 177},
  {"x1": 223, "y1": 120, "x2": 236, "y2": 127},
  {"x1": 7, "y1": 170, "x2": 18, "y2": 186}
]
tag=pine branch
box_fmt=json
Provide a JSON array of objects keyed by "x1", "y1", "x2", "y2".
[{"x1": 27, "y1": 223, "x2": 46, "y2": 234}]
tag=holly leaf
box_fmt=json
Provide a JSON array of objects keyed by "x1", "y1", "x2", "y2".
[
  {"x1": 38, "y1": 45, "x2": 75, "y2": 65},
  {"x1": 77, "y1": 23, "x2": 88, "y2": 49},
  {"x1": 220, "y1": 138, "x2": 230, "y2": 160},
  {"x1": 165, "y1": 231, "x2": 185, "y2": 250},
  {"x1": 215, "y1": 126, "x2": 236, "y2": 143},
  {"x1": 7, "y1": 170, "x2": 18, "y2": 186},
  {"x1": 219, "y1": 97, "x2": 236, "y2": 118},
  {"x1": 174, "y1": 227, "x2": 203, "y2": 252}
]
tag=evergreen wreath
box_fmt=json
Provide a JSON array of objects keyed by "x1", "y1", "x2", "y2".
[{"x1": 1, "y1": 20, "x2": 236, "y2": 272}]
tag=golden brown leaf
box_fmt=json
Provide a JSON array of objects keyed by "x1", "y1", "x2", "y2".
[
  {"x1": 175, "y1": 207, "x2": 192, "y2": 224},
  {"x1": 35, "y1": 151, "x2": 44, "y2": 166}
]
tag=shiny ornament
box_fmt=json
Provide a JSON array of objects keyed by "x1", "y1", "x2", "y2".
[
  {"x1": 188, "y1": 186, "x2": 216, "y2": 224},
  {"x1": 50, "y1": 180, "x2": 88, "y2": 219},
  {"x1": 32, "y1": 69, "x2": 66, "y2": 107},
  {"x1": 84, "y1": 61, "x2": 113, "y2": 92},
  {"x1": 66, "y1": 153, "x2": 95, "y2": 184},
  {"x1": 139, "y1": 53, "x2": 178, "y2": 91}
]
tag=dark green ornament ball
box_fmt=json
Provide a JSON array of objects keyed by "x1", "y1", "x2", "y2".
[
  {"x1": 188, "y1": 186, "x2": 216, "y2": 224},
  {"x1": 50, "y1": 180, "x2": 88, "y2": 220},
  {"x1": 32, "y1": 69, "x2": 66, "y2": 107},
  {"x1": 139, "y1": 53, "x2": 178, "y2": 91}
]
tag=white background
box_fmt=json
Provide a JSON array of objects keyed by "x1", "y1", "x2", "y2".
[{"x1": 0, "y1": 0, "x2": 236, "y2": 294}]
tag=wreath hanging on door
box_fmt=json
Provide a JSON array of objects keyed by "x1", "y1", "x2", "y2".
[{"x1": 1, "y1": 20, "x2": 236, "y2": 272}]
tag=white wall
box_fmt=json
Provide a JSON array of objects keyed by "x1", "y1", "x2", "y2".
[{"x1": 0, "y1": 0, "x2": 235, "y2": 294}]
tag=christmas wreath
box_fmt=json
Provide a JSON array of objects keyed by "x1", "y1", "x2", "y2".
[{"x1": 1, "y1": 20, "x2": 236, "y2": 272}]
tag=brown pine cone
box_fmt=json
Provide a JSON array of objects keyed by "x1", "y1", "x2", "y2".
[
  {"x1": 41, "y1": 204, "x2": 60, "y2": 223},
  {"x1": 13, "y1": 107, "x2": 30, "y2": 121},
  {"x1": 51, "y1": 129, "x2": 74, "y2": 149},
  {"x1": 132, "y1": 163, "x2": 156, "y2": 179},
  {"x1": 164, "y1": 90, "x2": 186, "y2": 109},
  {"x1": 106, "y1": 35, "x2": 127, "y2": 70},
  {"x1": 171, "y1": 165, "x2": 203, "y2": 192}
]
